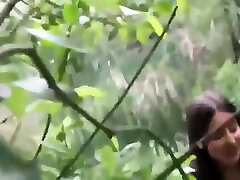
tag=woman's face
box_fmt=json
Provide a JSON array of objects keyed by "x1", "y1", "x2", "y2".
[{"x1": 206, "y1": 111, "x2": 240, "y2": 166}]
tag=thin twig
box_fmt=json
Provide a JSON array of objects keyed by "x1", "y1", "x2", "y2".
[
  {"x1": 46, "y1": 0, "x2": 61, "y2": 8},
  {"x1": 0, "y1": 45, "x2": 114, "y2": 138},
  {"x1": 33, "y1": 114, "x2": 52, "y2": 159},
  {"x1": 20, "y1": 0, "x2": 30, "y2": 6},
  {"x1": 57, "y1": 6, "x2": 178, "y2": 179},
  {"x1": 58, "y1": 25, "x2": 72, "y2": 81},
  {"x1": 0, "y1": 0, "x2": 20, "y2": 26}
]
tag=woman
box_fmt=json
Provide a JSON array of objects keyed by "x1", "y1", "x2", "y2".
[{"x1": 186, "y1": 90, "x2": 240, "y2": 180}]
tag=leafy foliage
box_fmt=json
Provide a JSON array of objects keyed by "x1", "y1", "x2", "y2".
[{"x1": 0, "y1": 0, "x2": 239, "y2": 179}]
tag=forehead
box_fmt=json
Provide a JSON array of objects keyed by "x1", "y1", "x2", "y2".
[{"x1": 208, "y1": 111, "x2": 235, "y2": 133}]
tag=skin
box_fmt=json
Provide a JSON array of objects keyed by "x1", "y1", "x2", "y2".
[{"x1": 205, "y1": 111, "x2": 240, "y2": 180}]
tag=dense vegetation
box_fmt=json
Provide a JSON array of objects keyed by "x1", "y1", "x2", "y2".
[{"x1": 0, "y1": 0, "x2": 240, "y2": 179}]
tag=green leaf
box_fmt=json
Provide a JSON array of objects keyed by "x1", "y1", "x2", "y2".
[
  {"x1": 182, "y1": 155, "x2": 196, "y2": 167},
  {"x1": 48, "y1": 15, "x2": 58, "y2": 26},
  {"x1": 74, "y1": 86, "x2": 106, "y2": 98},
  {"x1": 177, "y1": 0, "x2": 189, "y2": 13},
  {"x1": 108, "y1": 26, "x2": 119, "y2": 41},
  {"x1": 147, "y1": 15, "x2": 163, "y2": 36},
  {"x1": 154, "y1": 1, "x2": 173, "y2": 14},
  {"x1": 26, "y1": 99, "x2": 62, "y2": 114},
  {"x1": 100, "y1": 146, "x2": 117, "y2": 175},
  {"x1": 86, "y1": 0, "x2": 119, "y2": 10},
  {"x1": 111, "y1": 136, "x2": 119, "y2": 151},
  {"x1": 26, "y1": 28, "x2": 90, "y2": 53},
  {"x1": 137, "y1": 145, "x2": 154, "y2": 168},
  {"x1": 72, "y1": 0, "x2": 79, "y2": 5},
  {"x1": 119, "y1": 6, "x2": 141, "y2": 16},
  {"x1": 136, "y1": 24, "x2": 152, "y2": 44},
  {"x1": 63, "y1": 4, "x2": 79, "y2": 24},
  {"x1": 78, "y1": 1, "x2": 89, "y2": 12},
  {"x1": 4, "y1": 86, "x2": 29, "y2": 118},
  {"x1": 189, "y1": 175, "x2": 196, "y2": 180},
  {"x1": 119, "y1": 27, "x2": 129, "y2": 43},
  {"x1": 41, "y1": 165, "x2": 59, "y2": 177},
  {"x1": 0, "y1": 72, "x2": 18, "y2": 82},
  {"x1": 65, "y1": 121, "x2": 84, "y2": 130},
  {"x1": 90, "y1": 21, "x2": 104, "y2": 45},
  {"x1": 56, "y1": 132, "x2": 66, "y2": 142},
  {"x1": 134, "y1": 168, "x2": 152, "y2": 180}
]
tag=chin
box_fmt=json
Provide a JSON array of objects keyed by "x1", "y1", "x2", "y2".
[{"x1": 222, "y1": 154, "x2": 240, "y2": 166}]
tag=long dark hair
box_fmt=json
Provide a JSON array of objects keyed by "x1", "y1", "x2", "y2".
[{"x1": 186, "y1": 90, "x2": 239, "y2": 180}]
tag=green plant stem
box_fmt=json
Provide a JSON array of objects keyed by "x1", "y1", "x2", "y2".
[
  {"x1": 33, "y1": 114, "x2": 52, "y2": 159},
  {"x1": 57, "y1": 25, "x2": 72, "y2": 81}
]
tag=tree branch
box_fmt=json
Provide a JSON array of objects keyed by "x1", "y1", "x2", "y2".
[
  {"x1": 0, "y1": 0, "x2": 20, "y2": 26},
  {"x1": 146, "y1": 130, "x2": 188, "y2": 180},
  {"x1": 156, "y1": 150, "x2": 192, "y2": 180},
  {"x1": 0, "y1": 45, "x2": 114, "y2": 138},
  {"x1": 33, "y1": 114, "x2": 52, "y2": 159},
  {"x1": 57, "y1": 6, "x2": 178, "y2": 179}
]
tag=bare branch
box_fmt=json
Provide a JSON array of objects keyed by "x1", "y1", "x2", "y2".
[
  {"x1": 57, "y1": 6, "x2": 178, "y2": 179},
  {"x1": 0, "y1": 45, "x2": 114, "y2": 138},
  {"x1": 0, "y1": 0, "x2": 20, "y2": 26},
  {"x1": 33, "y1": 114, "x2": 52, "y2": 159}
]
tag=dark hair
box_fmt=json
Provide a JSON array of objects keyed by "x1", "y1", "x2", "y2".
[{"x1": 186, "y1": 90, "x2": 238, "y2": 180}]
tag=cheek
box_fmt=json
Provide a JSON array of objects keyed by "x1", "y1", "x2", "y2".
[
  {"x1": 207, "y1": 140, "x2": 224, "y2": 161},
  {"x1": 235, "y1": 130, "x2": 240, "y2": 144}
]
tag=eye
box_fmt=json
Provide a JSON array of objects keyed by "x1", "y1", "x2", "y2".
[{"x1": 212, "y1": 129, "x2": 225, "y2": 140}]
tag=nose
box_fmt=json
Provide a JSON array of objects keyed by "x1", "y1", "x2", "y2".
[{"x1": 224, "y1": 129, "x2": 236, "y2": 144}]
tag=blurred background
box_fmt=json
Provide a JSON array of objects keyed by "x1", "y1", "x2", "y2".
[{"x1": 0, "y1": 0, "x2": 240, "y2": 179}]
